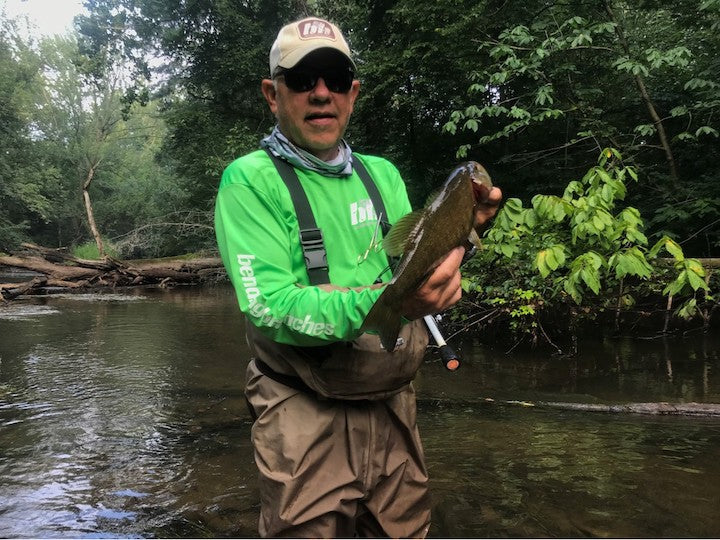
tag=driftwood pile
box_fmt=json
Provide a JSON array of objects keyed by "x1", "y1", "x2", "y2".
[{"x1": 0, "y1": 243, "x2": 225, "y2": 300}]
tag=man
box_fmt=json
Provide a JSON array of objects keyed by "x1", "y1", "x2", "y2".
[{"x1": 214, "y1": 16, "x2": 502, "y2": 538}]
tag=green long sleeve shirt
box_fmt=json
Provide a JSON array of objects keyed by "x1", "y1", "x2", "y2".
[{"x1": 214, "y1": 149, "x2": 412, "y2": 346}]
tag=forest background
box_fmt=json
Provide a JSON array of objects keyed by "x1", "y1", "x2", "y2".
[{"x1": 1, "y1": 0, "x2": 718, "y2": 346}]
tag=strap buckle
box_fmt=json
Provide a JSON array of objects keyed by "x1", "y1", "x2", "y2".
[{"x1": 300, "y1": 228, "x2": 328, "y2": 271}]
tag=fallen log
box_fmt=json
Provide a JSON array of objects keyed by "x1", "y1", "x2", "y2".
[
  {"x1": 0, "y1": 244, "x2": 226, "y2": 300},
  {"x1": 518, "y1": 399, "x2": 720, "y2": 417},
  {"x1": 0, "y1": 276, "x2": 48, "y2": 300},
  {"x1": 420, "y1": 396, "x2": 720, "y2": 418},
  {"x1": 0, "y1": 255, "x2": 99, "y2": 280},
  {"x1": 658, "y1": 257, "x2": 720, "y2": 268}
]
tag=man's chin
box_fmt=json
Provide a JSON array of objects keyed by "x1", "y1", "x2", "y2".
[{"x1": 301, "y1": 139, "x2": 343, "y2": 159}]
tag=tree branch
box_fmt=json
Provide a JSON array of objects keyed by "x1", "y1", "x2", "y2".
[{"x1": 604, "y1": 0, "x2": 679, "y2": 184}]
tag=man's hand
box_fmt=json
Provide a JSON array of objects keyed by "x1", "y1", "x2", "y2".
[
  {"x1": 474, "y1": 185, "x2": 503, "y2": 233},
  {"x1": 401, "y1": 186, "x2": 503, "y2": 321},
  {"x1": 401, "y1": 246, "x2": 465, "y2": 321}
]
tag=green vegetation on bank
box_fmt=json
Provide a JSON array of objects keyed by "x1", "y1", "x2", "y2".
[{"x1": 456, "y1": 149, "x2": 716, "y2": 347}]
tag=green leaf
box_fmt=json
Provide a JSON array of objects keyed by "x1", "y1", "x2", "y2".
[
  {"x1": 684, "y1": 78, "x2": 718, "y2": 90},
  {"x1": 570, "y1": 32, "x2": 592, "y2": 47},
  {"x1": 489, "y1": 71, "x2": 509, "y2": 85},
  {"x1": 634, "y1": 124, "x2": 656, "y2": 136},
  {"x1": 536, "y1": 250, "x2": 551, "y2": 277},
  {"x1": 684, "y1": 260, "x2": 709, "y2": 291},
  {"x1": 456, "y1": 144, "x2": 471, "y2": 158},
  {"x1": 509, "y1": 106, "x2": 531, "y2": 119},
  {"x1": 592, "y1": 215, "x2": 605, "y2": 231},
  {"x1": 686, "y1": 268, "x2": 708, "y2": 291},
  {"x1": 535, "y1": 84, "x2": 554, "y2": 106},
  {"x1": 651, "y1": 236, "x2": 684, "y2": 261},
  {"x1": 503, "y1": 198, "x2": 526, "y2": 224},
  {"x1": 664, "y1": 271, "x2": 687, "y2": 296},
  {"x1": 611, "y1": 248, "x2": 652, "y2": 279},
  {"x1": 676, "y1": 298, "x2": 698, "y2": 320},
  {"x1": 581, "y1": 266, "x2": 601, "y2": 294},
  {"x1": 551, "y1": 245, "x2": 567, "y2": 268},
  {"x1": 631, "y1": 63, "x2": 649, "y2": 77},
  {"x1": 665, "y1": 238, "x2": 685, "y2": 261},
  {"x1": 500, "y1": 243, "x2": 516, "y2": 258},
  {"x1": 670, "y1": 106, "x2": 688, "y2": 117},
  {"x1": 523, "y1": 209, "x2": 538, "y2": 228},
  {"x1": 695, "y1": 126, "x2": 719, "y2": 138},
  {"x1": 464, "y1": 119, "x2": 479, "y2": 132},
  {"x1": 563, "y1": 278, "x2": 582, "y2": 304}
]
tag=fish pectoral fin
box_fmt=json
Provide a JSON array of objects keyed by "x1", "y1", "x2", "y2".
[
  {"x1": 382, "y1": 210, "x2": 424, "y2": 257},
  {"x1": 468, "y1": 228, "x2": 482, "y2": 249}
]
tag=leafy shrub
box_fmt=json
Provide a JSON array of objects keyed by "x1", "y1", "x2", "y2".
[{"x1": 456, "y1": 149, "x2": 715, "y2": 349}]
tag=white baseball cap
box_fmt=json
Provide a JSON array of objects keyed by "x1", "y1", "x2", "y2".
[{"x1": 269, "y1": 17, "x2": 355, "y2": 76}]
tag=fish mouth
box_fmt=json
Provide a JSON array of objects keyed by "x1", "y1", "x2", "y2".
[
  {"x1": 471, "y1": 176, "x2": 491, "y2": 203},
  {"x1": 467, "y1": 162, "x2": 492, "y2": 202}
]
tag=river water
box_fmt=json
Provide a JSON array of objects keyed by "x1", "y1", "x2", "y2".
[{"x1": 0, "y1": 285, "x2": 719, "y2": 537}]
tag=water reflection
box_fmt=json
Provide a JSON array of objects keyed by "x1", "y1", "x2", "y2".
[
  {"x1": 423, "y1": 406, "x2": 720, "y2": 537},
  {"x1": 416, "y1": 331, "x2": 720, "y2": 404},
  {"x1": 0, "y1": 285, "x2": 719, "y2": 537}
]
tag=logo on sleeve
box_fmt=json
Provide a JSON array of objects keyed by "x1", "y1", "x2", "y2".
[{"x1": 235, "y1": 253, "x2": 335, "y2": 336}]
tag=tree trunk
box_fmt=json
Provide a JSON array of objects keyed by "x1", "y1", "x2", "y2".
[{"x1": 83, "y1": 162, "x2": 104, "y2": 257}]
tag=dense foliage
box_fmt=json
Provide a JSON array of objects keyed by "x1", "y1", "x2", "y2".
[
  {"x1": 1, "y1": 0, "x2": 718, "y2": 339},
  {"x1": 457, "y1": 149, "x2": 715, "y2": 349}
]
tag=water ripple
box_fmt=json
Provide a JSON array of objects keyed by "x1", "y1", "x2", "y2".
[{"x1": 0, "y1": 305, "x2": 60, "y2": 320}]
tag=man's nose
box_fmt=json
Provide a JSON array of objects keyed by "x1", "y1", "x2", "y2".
[{"x1": 310, "y1": 77, "x2": 332, "y2": 99}]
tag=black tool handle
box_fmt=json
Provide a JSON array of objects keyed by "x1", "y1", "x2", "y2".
[
  {"x1": 423, "y1": 315, "x2": 461, "y2": 371},
  {"x1": 439, "y1": 344, "x2": 460, "y2": 371}
]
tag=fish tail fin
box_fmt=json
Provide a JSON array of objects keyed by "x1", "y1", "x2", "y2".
[{"x1": 362, "y1": 296, "x2": 403, "y2": 353}]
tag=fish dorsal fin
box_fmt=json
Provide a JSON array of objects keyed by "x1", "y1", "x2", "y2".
[
  {"x1": 423, "y1": 188, "x2": 441, "y2": 208},
  {"x1": 383, "y1": 209, "x2": 425, "y2": 257}
]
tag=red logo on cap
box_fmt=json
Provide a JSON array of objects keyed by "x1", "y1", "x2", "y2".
[{"x1": 297, "y1": 19, "x2": 336, "y2": 40}]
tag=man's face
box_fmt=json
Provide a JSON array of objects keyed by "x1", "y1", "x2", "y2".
[{"x1": 261, "y1": 51, "x2": 360, "y2": 161}]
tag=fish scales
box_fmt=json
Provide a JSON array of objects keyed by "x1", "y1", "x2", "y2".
[{"x1": 362, "y1": 162, "x2": 492, "y2": 352}]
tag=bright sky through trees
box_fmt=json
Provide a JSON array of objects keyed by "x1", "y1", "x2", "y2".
[{"x1": 1, "y1": 0, "x2": 85, "y2": 36}]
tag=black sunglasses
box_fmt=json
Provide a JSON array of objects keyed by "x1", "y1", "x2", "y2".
[{"x1": 275, "y1": 65, "x2": 355, "y2": 94}]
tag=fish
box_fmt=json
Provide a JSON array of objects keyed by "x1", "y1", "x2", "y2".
[{"x1": 361, "y1": 161, "x2": 493, "y2": 352}]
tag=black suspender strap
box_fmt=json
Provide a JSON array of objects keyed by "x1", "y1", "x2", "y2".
[
  {"x1": 265, "y1": 150, "x2": 330, "y2": 285},
  {"x1": 265, "y1": 150, "x2": 390, "y2": 285},
  {"x1": 352, "y1": 155, "x2": 391, "y2": 235}
]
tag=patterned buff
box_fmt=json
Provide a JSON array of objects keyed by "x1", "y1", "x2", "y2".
[{"x1": 261, "y1": 126, "x2": 354, "y2": 177}]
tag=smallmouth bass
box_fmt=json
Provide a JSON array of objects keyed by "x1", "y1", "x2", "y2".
[{"x1": 361, "y1": 162, "x2": 493, "y2": 352}]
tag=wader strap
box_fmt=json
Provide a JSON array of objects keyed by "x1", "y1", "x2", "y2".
[
  {"x1": 352, "y1": 155, "x2": 391, "y2": 236},
  {"x1": 265, "y1": 150, "x2": 391, "y2": 285},
  {"x1": 265, "y1": 151, "x2": 330, "y2": 284},
  {"x1": 253, "y1": 357, "x2": 315, "y2": 395}
]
